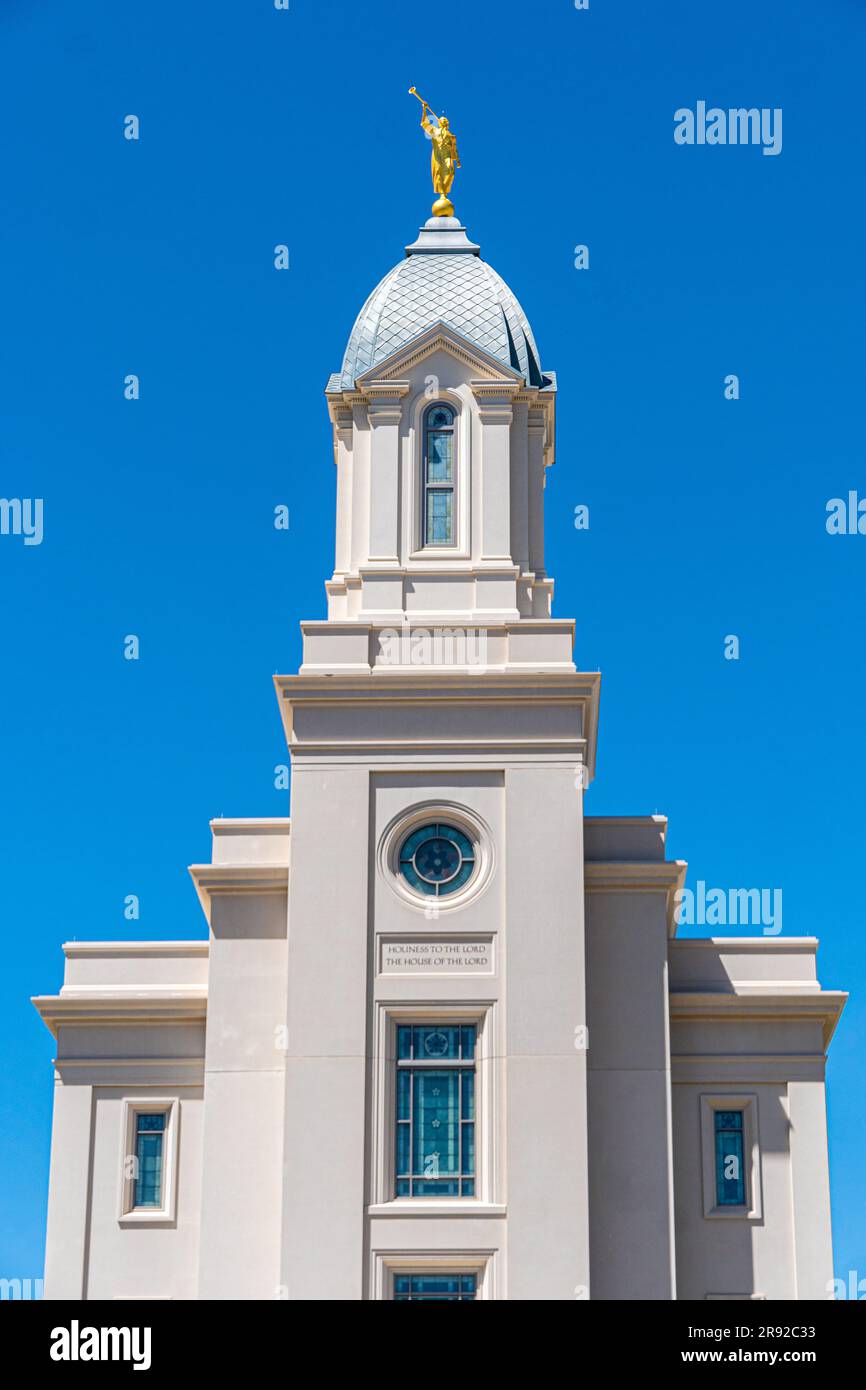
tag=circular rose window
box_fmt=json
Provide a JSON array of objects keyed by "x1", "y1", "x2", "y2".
[{"x1": 398, "y1": 822, "x2": 476, "y2": 898}]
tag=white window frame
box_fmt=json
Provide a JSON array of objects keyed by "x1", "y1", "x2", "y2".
[
  {"x1": 368, "y1": 1002, "x2": 501, "y2": 1212},
  {"x1": 407, "y1": 392, "x2": 470, "y2": 560},
  {"x1": 378, "y1": 800, "x2": 496, "y2": 917},
  {"x1": 700, "y1": 1093, "x2": 762, "y2": 1221},
  {"x1": 420, "y1": 402, "x2": 457, "y2": 549},
  {"x1": 117, "y1": 1097, "x2": 180, "y2": 1225},
  {"x1": 373, "y1": 1251, "x2": 495, "y2": 1301}
]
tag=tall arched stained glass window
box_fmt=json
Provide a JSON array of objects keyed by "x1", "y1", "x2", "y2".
[{"x1": 423, "y1": 403, "x2": 455, "y2": 545}]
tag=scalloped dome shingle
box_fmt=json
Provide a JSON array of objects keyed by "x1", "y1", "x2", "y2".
[{"x1": 336, "y1": 218, "x2": 544, "y2": 391}]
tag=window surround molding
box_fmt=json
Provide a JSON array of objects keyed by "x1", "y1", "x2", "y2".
[
  {"x1": 406, "y1": 389, "x2": 471, "y2": 561},
  {"x1": 369, "y1": 1001, "x2": 500, "y2": 1211},
  {"x1": 371, "y1": 1250, "x2": 496, "y2": 1301},
  {"x1": 116, "y1": 1097, "x2": 180, "y2": 1226},
  {"x1": 378, "y1": 800, "x2": 495, "y2": 917},
  {"x1": 700, "y1": 1093, "x2": 763, "y2": 1221},
  {"x1": 421, "y1": 402, "x2": 456, "y2": 549}
]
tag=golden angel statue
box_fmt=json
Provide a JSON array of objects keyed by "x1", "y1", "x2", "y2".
[{"x1": 409, "y1": 88, "x2": 462, "y2": 217}]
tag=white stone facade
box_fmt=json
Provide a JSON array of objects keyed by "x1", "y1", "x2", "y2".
[{"x1": 34, "y1": 215, "x2": 845, "y2": 1301}]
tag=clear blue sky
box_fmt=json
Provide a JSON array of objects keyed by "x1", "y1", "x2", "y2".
[{"x1": 1, "y1": 0, "x2": 863, "y2": 1288}]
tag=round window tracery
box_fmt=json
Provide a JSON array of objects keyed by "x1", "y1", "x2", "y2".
[{"x1": 398, "y1": 822, "x2": 476, "y2": 897}]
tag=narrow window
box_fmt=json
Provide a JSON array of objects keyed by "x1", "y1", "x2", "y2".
[
  {"x1": 714, "y1": 1109, "x2": 746, "y2": 1206},
  {"x1": 394, "y1": 1273, "x2": 477, "y2": 1301},
  {"x1": 423, "y1": 404, "x2": 455, "y2": 545},
  {"x1": 395, "y1": 1024, "x2": 476, "y2": 1197},
  {"x1": 133, "y1": 1112, "x2": 166, "y2": 1208}
]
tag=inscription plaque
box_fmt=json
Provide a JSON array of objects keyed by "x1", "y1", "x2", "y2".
[{"x1": 380, "y1": 938, "x2": 493, "y2": 974}]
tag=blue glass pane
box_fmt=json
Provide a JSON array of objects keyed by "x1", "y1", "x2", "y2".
[
  {"x1": 399, "y1": 824, "x2": 474, "y2": 897},
  {"x1": 414, "y1": 1026, "x2": 462, "y2": 1060},
  {"x1": 716, "y1": 1111, "x2": 743, "y2": 1131},
  {"x1": 427, "y1": 406, "x2": 454, "y2": 430},
  {"x1": 414, "y1": 1178, "x2": 460, "y2": 1196},
  {"x1": 411, "y1": 1276, "x2": 460, "y2": 1295},
  {"x1": 400, "y1": 826, "x2": 434, "y2": 861},
  {"x1": 461, "y1": 1122, "x2": 475, "y2": 1175},
  {"x1": 714, "y1": 1111, "x2": 746, "y2": 1205},
  {"x1": 397, "y1": 1026, "x2": 412, "y2": 1059},
  {"x1": 449, "y1": 827, "x2": 474, "y2": 860},
  {"x1": 426, "y1": 489, "x2": 453, "y2": 544},
  {"x1": 138, "y1": 1114, "x2": 165, "y2": 1133},
  {"x1": 133, "y1": 1128, "x2": 164, "y2": 1208},
  {"x1": 460, "y1": 1026, "x2": 477, "y2": 1059},
  {"x1": 394, "y1": 1272, "x2": 476, "y2": 1301},
  {"x1": 396, "y1": 1122, "x2": 410, "y2": 1176},
  {"x1": 395, "y1": 1178, "x2": 410, "y2": 1197},
  {"x1": 448, "y1": 859, "x2": 474, "y2": 893},
  {"x1": 397, "y1": 1069, "x2": 411, "y2": 1120},
  {"x1": 427, "y1": 432, "x2": 453, "y2": 482},
  {"x1": 461, "y1": 1071, "x2": 474, "y2": 1121},
  {"x1": 415, "y1": 835, "x2": 460, "y2": 884},
  {"x1": 462, "y1": 1179, "x2": 475, "y2": 1197},
  {"x1": 399, "y1": 859, "x2": 435, "y2": 894},
  {"x1": 412, "y1": 1070, "x2": 459, "y2": 1178}
]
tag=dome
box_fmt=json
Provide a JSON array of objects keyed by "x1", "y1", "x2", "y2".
[{"x1": 334, "y1": 218, "x2": 544, "y2": 392}]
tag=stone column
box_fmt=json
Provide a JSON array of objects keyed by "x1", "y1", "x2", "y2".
[
  {"x1": 527, "y1": 407, "x2": 546, "y2": 576},
  {"x1": 473, "y1": 385, "x2": 515, "y2": 563},
  {"x1": 43, "y1": 1078, "x2": 93, "y2": 1299},
  {"x1": 367, "y1": 386, "x2": 408, "y2": 564}
]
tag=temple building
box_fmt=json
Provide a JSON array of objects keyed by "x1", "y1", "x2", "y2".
[{"x1": 34, "y1": 153, "x2": 845, "y2": 1299}]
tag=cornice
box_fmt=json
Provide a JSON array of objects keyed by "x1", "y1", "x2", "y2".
[
  {"x1": 584, "y1": 859, "x2": 688, "y2": 936},
  {"x1": 188, "y1": 863, "x2": 289, "y2": 926},
  {"x1": 669, "y1": 989, "x2": 848, "y2": 1052},
  {"x1": 32, "y1": 991, "x2": 208, "y2": 1038},
  {"x1": 61, "y1": 941, "x2": 209, "y2": 957},
  {"x1": 669, "y1": 936, "x2": 819, "y2": 951},
  {"x1": 276, "y1": 670, "x2": 598, "y2": 698},
  {"x1": 210, "y1": 817, "x2": 290, "y2": 833}
]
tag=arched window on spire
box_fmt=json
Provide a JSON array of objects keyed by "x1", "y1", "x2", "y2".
[{"x1": 422, "y1": 403, "x2": 456, "y2": 546}]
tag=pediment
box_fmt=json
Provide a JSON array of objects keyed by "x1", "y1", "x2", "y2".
[{"x1": 354, "y1": 320, "x2": 525, "y2": 390}]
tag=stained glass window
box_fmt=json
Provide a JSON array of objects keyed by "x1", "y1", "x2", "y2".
[
  {"x1": 398, "y1": 822, "x2": 475, "y2": 898},
  {"x1": 133, "y1": 1112, "x2": 166, "y2": 1209},
  {"x1": 394, "y1": 1273, "x2": 477, "y2": 1301},
  {"x1": 714, "y1": 1109, "x2": 746, "y2": 1206},
  {"x1": 396, "y1": 1025, "x2": 476, "y2": 1197},
  {"x1": 423, "y1": 403, "x2": 455, "y2": 545}
]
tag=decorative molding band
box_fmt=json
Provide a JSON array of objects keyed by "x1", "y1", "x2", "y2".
[
  {"x1": 210, "y1": 817, "x2": 290, "y2": 833},
  {"x1": 61, "y1": 941, "x2": 209, "y2": 957},
  {"x1": 670, "y1": 936, "x2": 818, "y2": 951},
  {"x1": 584, "y1": 860, "x2": 688, "y2": 936},
  {"x1": 54, "y1": 1056, "x2": 206, "y2": 1069},
  {"x1": 188, "y1": 863, "x2": 289, "y2": 924},
  {"x1": 32, "y1": 992, "x2": 208, "y2": 1038},
  {"x1": 669, "y1": 989, "x2": 847, "y2": 1051}
]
